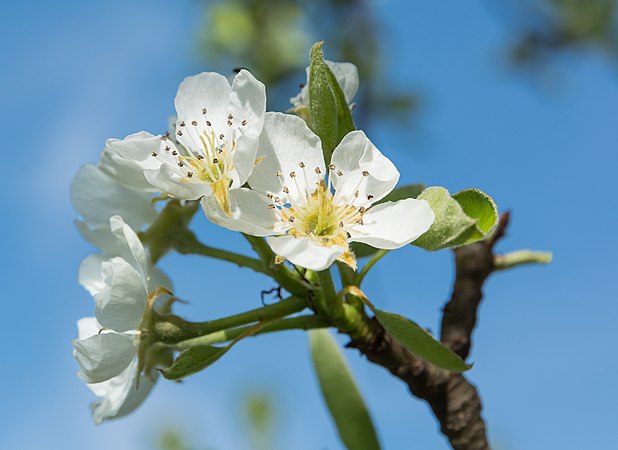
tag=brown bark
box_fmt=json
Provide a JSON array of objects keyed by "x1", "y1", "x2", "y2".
[{"x1": 348, "y1": 213, "x2": 510, "y2": 450}]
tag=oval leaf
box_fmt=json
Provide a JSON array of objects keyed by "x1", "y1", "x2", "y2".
[
  {"x1": 412, "y1": 186, "x2": 498, "y2": 251},
  {"x1": 373, "y1": 309, "x2": 471, "y2": 372},
  {"x1": 309, "y1": 330, "x2": 382, "y2": 450}
]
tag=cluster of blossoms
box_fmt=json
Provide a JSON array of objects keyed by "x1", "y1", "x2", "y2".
[{"x1": 71, "y1": 63, "x2": 434, "y2": 423}]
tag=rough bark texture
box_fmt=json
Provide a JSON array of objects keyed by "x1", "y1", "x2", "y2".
[{"x1": 348, "y1": 213, "x2": 510, "y2": 450}]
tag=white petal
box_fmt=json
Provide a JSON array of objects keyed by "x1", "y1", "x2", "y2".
[
  {"x1": 99, "y1": 131, "x2": 162, "y2": 192},
  {"x1": 75, "y1": 220, "x2": 119, "y2": 254},
  {"x1": 144, "y1": 163, "x2": 211, "y2": 200},
  {"x1": 73, "y1": 332, "x2": 137, "y2": 383},
  {"x1": 88, "y1": 358, "x2": 156, "y2": 425},
  {"x1": 71, "y1": 164, "x2": 156, "y2": 229},
  {"x1": 78, "y1": 254, "x2": 107, "y2": 296},
  {"x1": 348, "y1": 198, "x2": 435, "y2": 249},
  {"x1": 95, "y1": 257, "x2": 147, "y2": 332},
  {"x1": 145, "y1": 264, "x2": 172, "y2": 292},
  {"x1": 331, "y1": 131, "x2": 399, "y2": 207},
  {"x1": 109, "y1": 215, "x2": 148, "y2": 275},
  {"x1": 77, "y1": 317, "x2": 102, "y2": 340},
  {"x1": 248, "y1": 112, "x2": 324, "y2": 201},
  {"x1": 202, "y1": 187, "x2": 278, "y2": 236},
  {"x1": 175, "y1": 72, "x2": 231, "y2": 133},
  {"x1": 230, "y1": 70, "x2": 266, "y2": 185},
  {"x1": 266, "y1": 235, "x2": 344, "y2": 271}
]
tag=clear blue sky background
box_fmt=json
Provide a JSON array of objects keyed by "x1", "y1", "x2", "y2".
[{"x1": 1, "y1": 1, "x2": 617, "y2": 449}]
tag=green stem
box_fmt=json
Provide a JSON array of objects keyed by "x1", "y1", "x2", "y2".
[
  {"x1": 174, "y1": 315, "x2": 329, "y2": 349},
  {"x1": 174, "y1": 230, "x2": 267, "y2": 274},
  {"x1": 243, "y1": 234, "x2": 310, "y2": 296},
  {"x1": 318, "y1": 269, "x2": 344, "y2": 321},
  {"x1": 354, "y1": 249, "x2": 389, "y2": 286},
  {"x1": 153, "y1": 296, "x2": 307, "y2": 343},
  {"x1": 494, "y1": 250, "x2": 553, "y2": 271}
]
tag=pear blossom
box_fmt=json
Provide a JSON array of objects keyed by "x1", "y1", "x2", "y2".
[
  {"x1": 204, "y1": 112, "x2": 435, "y2": 271},
  {"x1": 73, "y1": 317, "x2": 157, "y2": 425},
  {"x1": 143, "y1": 69, "x2": 266, "y2": 215},
  {"x1": 290, "y1": 60, "x2": 359, "y2": 109},
  {"x1": 73, "y1": 216, "x2": 170, "y2": 423}
]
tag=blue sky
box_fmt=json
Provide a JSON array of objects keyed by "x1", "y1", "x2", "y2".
[{"x1": 1, "y1": 1, "x2": 617, "y2": 449}]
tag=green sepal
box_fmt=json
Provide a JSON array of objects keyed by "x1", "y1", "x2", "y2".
[
  {"x1": 412, "y1": 186, "x2": 498, "y2": 251},
  {"x1": 308, "y1": 41, "x2": 356, "y2": 164},
  {"x1": 161, "y1": 344, "x2": 230, "y2": 380},
  {"x1": 309, "y1": 329, "x2": 382, "y2": 450},
  {"x1": 372, "y1": 309, "x2": 471, "y2": 372}
]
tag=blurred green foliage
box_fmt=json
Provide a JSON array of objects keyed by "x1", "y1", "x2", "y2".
[
  {"x1": 197, "y1": 0, "x2": 418, "y2": 126},
  {"x1": 505, "y1": 0, "x2": 618, "y2": 67}
]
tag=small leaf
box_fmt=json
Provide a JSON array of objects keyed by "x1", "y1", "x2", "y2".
[
  {"x1": 412, "y1": 186, "x2": 498, "y2": 251},
  {"x1": 373, "y1": 309, "x2": 471, "y2": 372},
  {"x1": 308, "y1": 41, "x2": 356, "y2": 164},
  {"x1": 161, "y1": 345, "x2": 230, "y2": 380},
  {"x1": 309, "y1": 330, "x2": 381, "y2": 450}
]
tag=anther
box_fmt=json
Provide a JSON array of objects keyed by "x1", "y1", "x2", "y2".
[
  {"x1": 289, "y1": 216, "x2": 295, "y2": 222},
  {"x1": 268, "y1": 204, "x2": 276, "y2": 209},
  {"x1": 336, "y1": 170, "x2": 343, "y2": 176},
  {"x1": 299, "y1": 161, "x2": 305, "y2": 168},
  {"x1": 276, "y1": 171, "x2": 282, "y2": 177},
  {"x1": 228, "y1": 113, "x2": 233, "y2": 120},
  {"x1": 219, "y1": 134, "x2": 224, "y2": 140},
  {"x1": 151, "y1": 152, "x2": 157, "y2": 157},
  {"x1": 329, "y1": 164, "x2": 336, "y2": 170},
  {"x1": 282, "y1": 186, "x2": 289, "y2": 194},
  {"x1": 322, "y1": 237, "x2": 329, "y2": 243},
  {"x1": 362, "y1": 170, "x2": 369, "y2": 177},
  {"x1": 290, "y1": 171, "x2": 296, "y2": 178},
  {"x1": 191, "y1": 120, "x2": 198, "y2": 126},
  {"x1": 367, "y1": 195, "x2": 374, "y2": 200},
  {"x1": 339, "y1": 221, "x2": 344, "y2": 227},
  {"x1": 241, "y1": 120, "x2": 247, "y2": 126},
  {"x1": 206, "y1": 120, "x2": 212, "y2": 127},
  {"x1": 172, "y1": 150, "x2": 178, "y2": 156},
  {"x1": 161, "y1": 135, "x2": 168, "y2": 141},
  {"x1": 197, "y1": 154, "x2": 204, "y2": 160},
  {"x1": 267, "y1": 193, "x2": 274, "y2": 199},
  {"x1": 213, "y1": 158, "x2": 219, "y2": 164},
  {"x1": 274, "y1": 197, "x2": 280, "y2": 203},
  {"x1": 178, "y1": 162, "x2": 184, "y2": 167},
  {"x1": 202, "y1": 108, "x2": 208, "y2": 114},
  {"x1": 354, "y1": 190, "x2": 359, "y2": 198},
  {"x1": 227, "y1": 120, "x2": 232, "y2": 126},
  {"x1": 359, "y1": 206, "x2": 366, "y2": 214},
  {"x1": 179, "y1": 121, "x2": 185, "y2": 127},
  {"x1": 165, "y1": 146, "x2": 170, "y2": 151},
  {"x1": 314, "y1": 167, "x2": 321, "y2": 174},
  {"x1": 177, "y1": 130, "x2": 183, "y2": 136},
  {"x1": 165, "y1": 131, "x2": 171, "y2": 138},
  {"x1": 187, "y1": 172, "x2": 193, "y2": 178}
]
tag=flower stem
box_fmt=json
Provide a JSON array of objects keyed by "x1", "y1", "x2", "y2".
[
  {"x1": 153, "y1": 296, "x2": 308, "y2": 343},
  {"x1": 354, "y1": 249, "x2": 389, "y2": 286},
  {"x1": 243, "y1": 234, "x2": 310, "y2": 296},
  {"x1": 174, "y1": 230, "x2": 267, "y2": 274},
  {"x1": 318, "y1": 269, "x2": 344, "y2": 322},
  {"x1": 174, "y1": 315, "x2": 329, "y2": 349}
]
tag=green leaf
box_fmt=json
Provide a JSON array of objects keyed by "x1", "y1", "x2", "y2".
[
  {"x1": 309, "y1": 330, "x2": 381, "y2": 450},
  {"x1": 412, "y1": 186, "x2": 498, "y2": 251},
  {"x1": 308, "y1": 41, "x2": 355, "y2": 164},
  {"x1": 372, "y1": 309, "x2": 471, "y2": 372},
  {"x1": 161, "y1": 344, "x2": 230, "y2": 380}
]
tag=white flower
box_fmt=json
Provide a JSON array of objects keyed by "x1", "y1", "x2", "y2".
[
  {"x1": 204, "y1": 112, "x2": 435, "y2": 271},
  {"x1": 73, "y1": 216, "x2": 169, "y2": 423},
  {"x1": 73, "y1": 317, "x2": 156, "y2": 425},
  {"x1": 71, "y1": 132, "x2": 163, "y2": 247},
  {"x1": 290, "y1": 60, "x2": 359, "y2": 109},
  {"x1": 143, "y1": 70, "x2": 266, "y2": 215}
]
